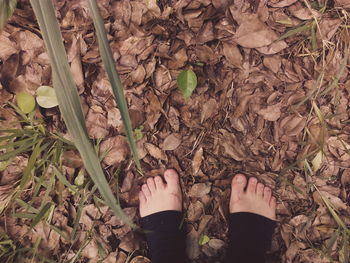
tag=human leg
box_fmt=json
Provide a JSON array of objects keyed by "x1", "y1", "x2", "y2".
[
  {"x1": 225, "y1": 174, "x2": 277, "y2": 263},
  {"x1": 139, "y1": 169, "x2": 187, "y2": 263}
]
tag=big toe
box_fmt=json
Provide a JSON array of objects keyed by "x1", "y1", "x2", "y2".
[
  {"x1": 230, "y1": 174, "x2": 247, "y2": 202},
  {"x1": 164, "y1": 169, "x2": 180, "y2": 192}
]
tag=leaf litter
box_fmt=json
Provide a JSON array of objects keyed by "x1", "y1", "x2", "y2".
[{"x1": 0, "y1": 0, "x2": 350, "y2": 262}]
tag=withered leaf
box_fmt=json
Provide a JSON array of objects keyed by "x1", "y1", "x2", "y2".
[
  {"x1": 162, "y1": 133, "x2": 181, "y2": 151},
  {"x1": 192, "y1": 147, "x2": 203, "y2": 175},
  {"x1": 145, "y1": 143, "x2": 168, "y2": 161},
  {"x1": 257, "y1": 103, "x2": 282, "y2": 121},
  {"x1": 100, "y1": 136, "x2": 130, "y2": 166},
  {"x1": 234, "y1": 16, "x2": 279, "y2": 48},
  {"x1": 188, "y1": 183, "x2": 211, "y2": 198}
]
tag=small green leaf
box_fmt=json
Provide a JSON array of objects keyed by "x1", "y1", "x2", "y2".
[
  {"x1": 36, "y1": 86, "x2": 59, "y2": 108},
  {"x1": 198, "y1": 234, "x2": 210, "y2": 246},
  {"x1": 74, "y1": 168, "x2": 85, "y2": 186},
  {"x1": 177, "y1": 69, "x2": 198, "y2": 99},
  {"x1": 16, "y1": 92, "x2": 36, "y2": 113},
  {"x1": 134, "y1": 125, "x2": 144, "y2": 141},
  {"x1": 0, "y1": 160, "x2": 10, "y2": 171}
]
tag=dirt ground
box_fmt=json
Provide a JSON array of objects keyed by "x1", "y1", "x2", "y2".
[{"x1": 1, "y1": 0, "x2": 350, "y2": 262}]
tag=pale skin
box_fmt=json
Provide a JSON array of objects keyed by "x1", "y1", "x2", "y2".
[{"x1": 139, "y1": 169, "x2": 276, "y2": 221}]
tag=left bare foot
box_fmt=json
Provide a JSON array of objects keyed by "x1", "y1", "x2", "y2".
[{"x1": 139, "y1": 169, "x2": 182, "y2": 218}]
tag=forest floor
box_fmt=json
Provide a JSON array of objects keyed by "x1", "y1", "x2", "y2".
[{"x1": 1, "y1": 0, "x2": 350, "y2": 262}]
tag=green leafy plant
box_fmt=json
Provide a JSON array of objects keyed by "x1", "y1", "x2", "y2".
[
  {"x1": 177, "y1": 69, "x2": 198, "y2": 99},
  {"x1": 29, "y1": 0, "x2": 134, "y2": 226},
  {"x1": 0, "y1": 0, "x2": 17, "y2": 31}
]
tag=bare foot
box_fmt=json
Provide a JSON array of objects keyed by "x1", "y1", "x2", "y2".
[
  {"x1": 230, "y1": 174, "x2": 276, "y2": 220},
  {"x1": 139, "y1": 169, "x2": 182, "y2": 218}
]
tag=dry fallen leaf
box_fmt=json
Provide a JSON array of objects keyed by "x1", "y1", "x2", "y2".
[
  {"x1": 234, "y1": 16, "x2": 279, "y2": 48},
  {"x1": 257, "y1": 103, "x2": 282, "y2": 121},
  {"x1": 100, "y1": 136, "x2": 130, "y2": 166},
  {"x1": 162, "y1": 133, "x2": 181, "y2": 151},
  {"x1": 145, "y1": 142, "x2": 168, "y2": 161},
  {"x1": 192, "y1": 147, "x2": 203, "y2": 175},
  {"x1": 201, "y1": 98, "x2": 218, "y2": 123},
  {"x1": 188, "y1": 183, "x2": 211, "y2": 198}
]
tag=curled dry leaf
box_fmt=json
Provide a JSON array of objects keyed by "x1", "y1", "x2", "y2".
[
  {"x1": 201, "y1": 98, "x2": 218, "y2": 123},
  {"x1": 219, "y1": 129, "x2": 246, "y2": 161},
  {"x1": 168, "y1": 48, "x2": 188, "y2": 69},
  {"x1": 162, "y1": 133, "x2": 181, "y2": 151},
  {"x1": 100, "y1": 136, "x2": 130, "y2": 166},
  {"x1": 268, "y1": 0, "x2": 298, "y2": 8},
  {"x1": 263, "y1": 55, "x2": 281, "y2": 74},
  {"x1": 145, "y1": 142, "x2": 168, "y2": 161},
  {"x1": 130, "y1": 256, "x2": 151, "y2": 263},
  {"x1": 192, "y1": 147, "x2": 204, "y2": 175},
  {"x1": 257, "y1": 103, "x2": 282, "y2": 121},
  {"x1": 188, "y1": 183, "x2": 211, "y2": 198},
  {"x1": 222, "y1": 42, "x2": 242, "y2": 68},
  {"x1": 234, "y1": 16, "x2": 279, "y2": 48}
]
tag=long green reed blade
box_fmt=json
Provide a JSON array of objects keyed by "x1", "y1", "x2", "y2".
[
  {"x1": 29, "y1": 0, "x2": 133, "y2": 226},
  {"x1": 0, "y1": 0, "x2": 17, "y2": 32},
  {"x1": 86, "y1": 0, "x2": 142, "y2": 172}
]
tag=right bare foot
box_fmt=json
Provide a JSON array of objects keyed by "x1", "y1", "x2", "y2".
[{"x1": 230, "y1": 174, "x2": 276, "y2": 220}]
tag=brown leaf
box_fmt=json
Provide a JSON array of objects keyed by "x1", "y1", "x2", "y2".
[
  {"x1": 145, "y1": 143, "x2": 168, "y2": 161},
  {"x1": 219, "y1": 129, "x2": 246, "y2": 161},
  {"x1": 0, "y1": 34, "x2": 17, "y2": 61},
  {"x1": 335, "y1": 0, "x2": 350, "y2": 8},
  {"x1": 162, "y1": 133, "x2": 181, "y2": 151},
  {"x1": 130, "y1": 65, "x2": 146, "y2": 84},
  {"x1": 100, "y1": 136, "x2": 130, "y2": 166},
  {"x1": 288, "y1": 2, "x2": 313, "y2": 20},
  {"x1": 222, "y1": 41, "x2": 242, "y2": 68},
  {"x1": 168, "y1": 48, "x2": 188, "y2": 69},
  {"x1": 256, "y1": 40, "x2": 288, "y2": 55},
  {"x1": 201, "y1": 98, "x2": 218, "y2": 123},
  {"x1": 85, "y1": 109, "x2": 109, "y2": 138},
  {"x1": 257, "y1": 103, "x2": 282, "y2": 121},
  {"x1": 192, "y1": 147, "x2": 203, "y2": 175},
  {"x1": 268, "y1": 0, "x2": 298, "y2": 8},
  {"x1": 234, "y1": 16, "x2": 279, "y2": 48},
  {"x1": 188, "y1": 183, "x2": 211, "y2": 198},
  {"x1": 197, "y1": 21, "x2": 215, "y2": 44},
  {"x1": 263, "y1": 55, "x2": 281, "y2": 73}
]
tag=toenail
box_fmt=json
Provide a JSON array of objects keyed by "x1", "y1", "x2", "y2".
[{"x1": 236, "y1": 175, "x2": 245, "y2": 183}]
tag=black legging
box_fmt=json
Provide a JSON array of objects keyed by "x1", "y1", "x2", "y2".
[{"x1": 140, "y1": 211, "x2": 276, "y2": 263}]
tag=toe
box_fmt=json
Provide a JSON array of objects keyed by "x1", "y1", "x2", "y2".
[
  {"x1": 247, "y1": 177, "x2": 258, "y2": 194},
  {"x1": 147, "y1": 177, "x2": 156, "y2": 193},
  {"x1": 142, "y1": 184, "x2": 151, "y2": 198},
  {"x1": 164, "y1": 169, "x2": 180, "y2": 192},
  {"x1": 270, "y1": 196, "x2": 277, "y2": 210},
  {"x1": 154, "y1": 176, "x2": 165, "y2": 190},
  {"x1": 139, "y1": 191, "x2": 147, "y2": 204},
  {"x1": 256, "y1": 183, "x2": 264, "y2": 197},
  {"x1": 230, "y1": 174, "x2": 247, "y2": 201},
  {"x1": 263, "y1": 187, "x2": 272, "y2": 202}
]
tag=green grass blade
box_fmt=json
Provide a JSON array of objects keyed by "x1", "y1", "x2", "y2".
[
  {"x1": 0, "y1": 140, "x2": 37, "y2": 161},
  {"x1": 0, "y1": 0, "x2": 17, "y2": 31},
  {"x1": 86, "y1": 0, "x2": 142, "y2": 172},
  {"x1": 276, "y1": 22, "x2": 311, "y2": 42},
  {"x1": 29, "y1": 0, "x2": 133, "y2": 226},
  {"x1": 29, "y1": 202, "x2": 52, "y2": 229}
]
